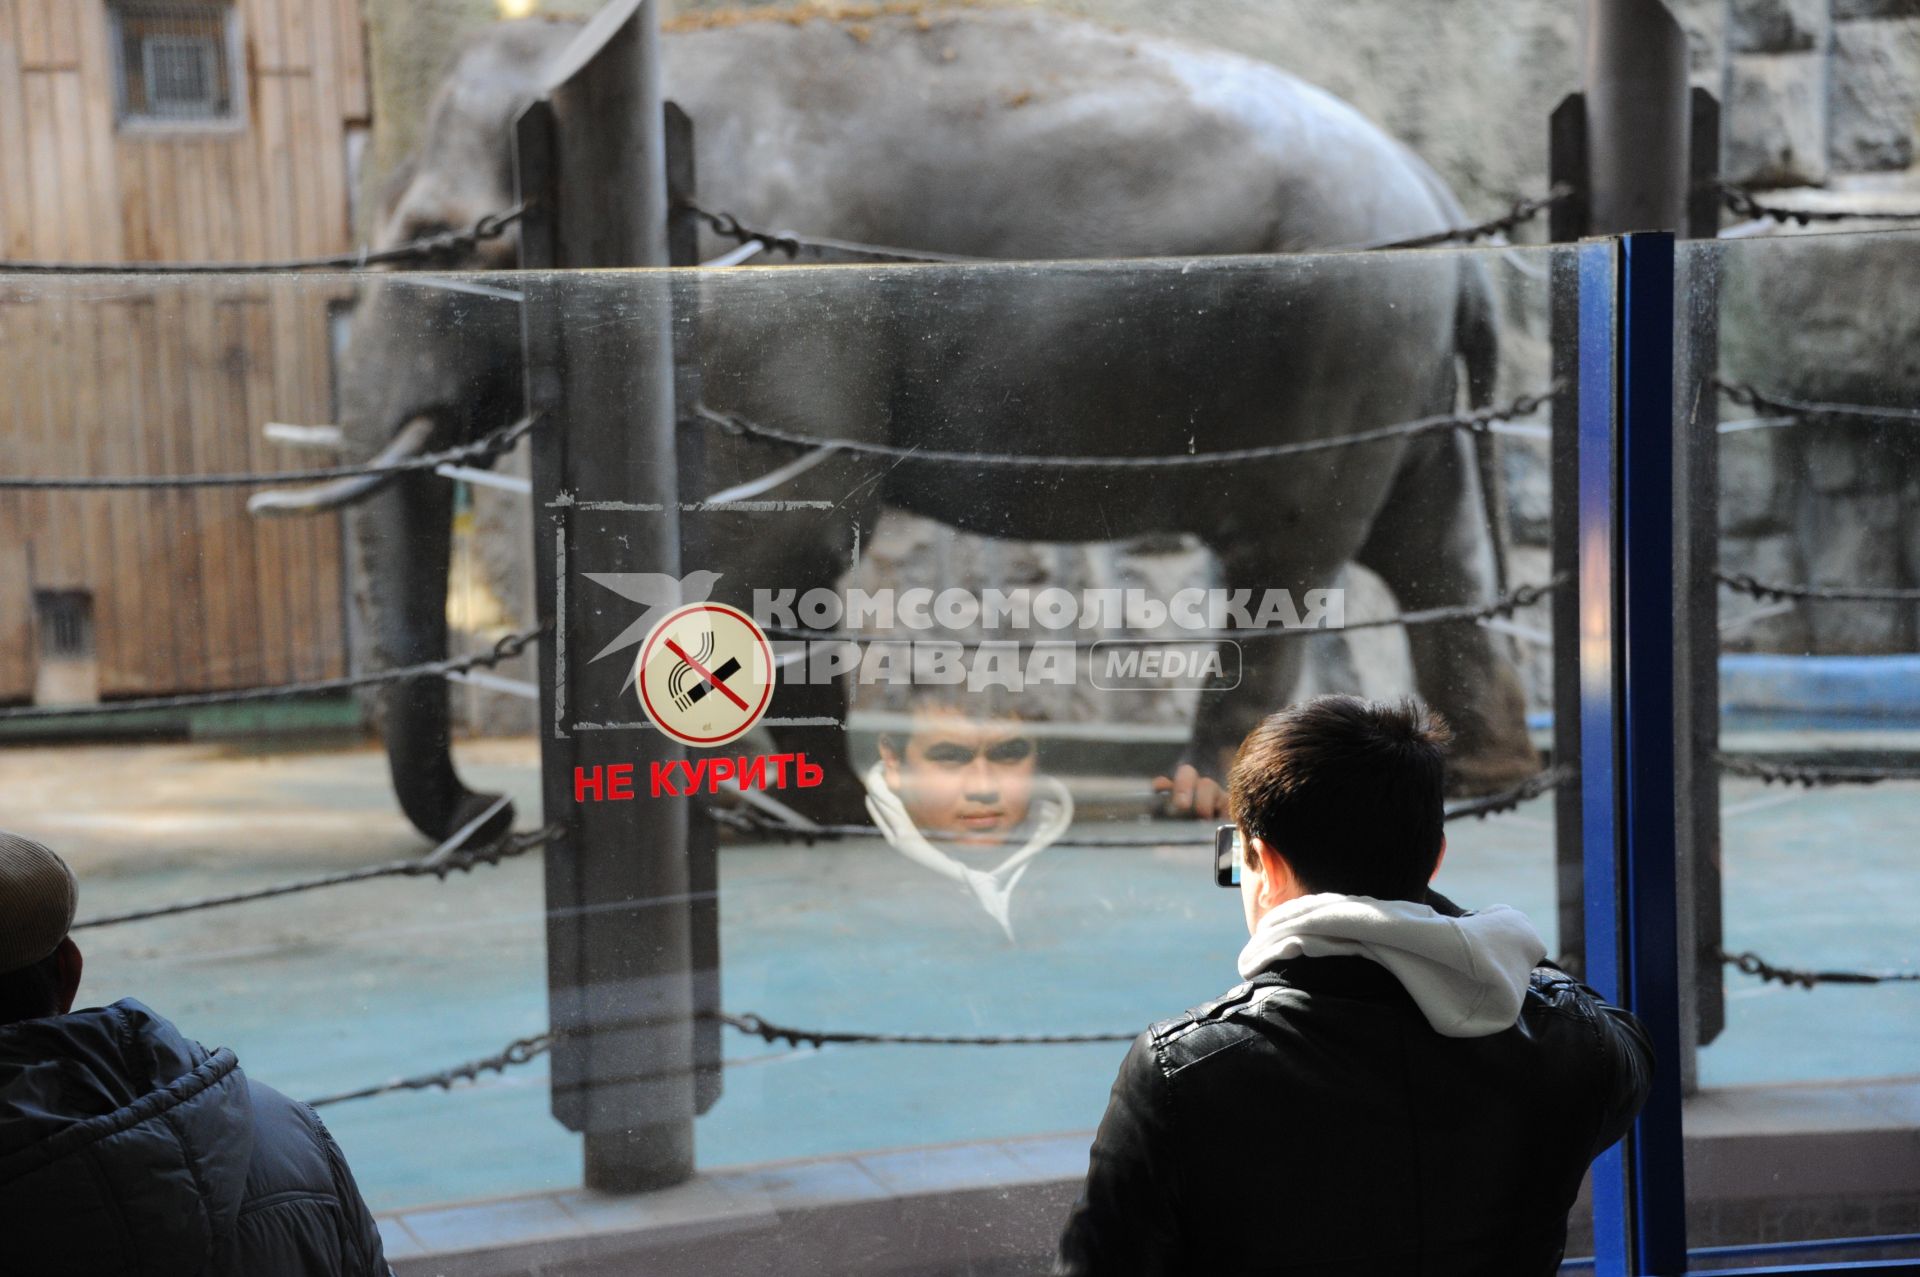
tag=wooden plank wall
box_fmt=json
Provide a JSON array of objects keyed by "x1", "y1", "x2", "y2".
[{"x1": 0, "y1": 0, "x2": 368, "y2": 699}]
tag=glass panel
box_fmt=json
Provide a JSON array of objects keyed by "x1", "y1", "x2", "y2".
[
  {"x1": 3, "y1": 241, "x2": 1581, "y2": 1267},
  {"x1": 1676, "y1": 226, "x2": 1920, "y2": 1266}
]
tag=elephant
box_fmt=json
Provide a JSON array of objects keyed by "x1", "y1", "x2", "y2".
[{"x1": 255, "y1": 6, "x2": 1539, "y2": 843}]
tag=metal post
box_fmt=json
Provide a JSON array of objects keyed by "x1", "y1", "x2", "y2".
[
  {"x1": 1674, "y1": 88, "x2": 1726, "y2": 1091},
  {"x1": 1578, "y1": 233, "x2": 1689, "y2": 1275},
  {"x1": 664, "y1": 99, "x2": 724, "y2": 1117},
  {"x1": 1619, "y1": 229, "x2": 1689, "y2": 1276},
  {"x1": 1584, "y1": 0, "x2": 1691, "y2": 235},
  {"x1": 1549, "y1": 93, "x2": 1589, "y2": 976},
  {"x1": 514, "y1": 0, "x2": 697, "y2": 1193}
]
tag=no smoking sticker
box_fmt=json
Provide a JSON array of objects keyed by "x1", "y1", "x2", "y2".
[{"x1": 636, "y1": 602, "x2": 775, "y2": 746}]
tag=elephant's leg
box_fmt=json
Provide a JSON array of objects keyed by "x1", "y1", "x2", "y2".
[
  {"x1": 1352, "y1": 430, "x2": 1538, "y2": 795},
  {"x1": 357, "y1": 470, "x2": 514, "y2": 843},
  {"x1": 1184, "y1": 543, "x2": 1328, "y2": 779},
  {"x1": 700, "y1": 482, "x2": 882, "y2": 824}
]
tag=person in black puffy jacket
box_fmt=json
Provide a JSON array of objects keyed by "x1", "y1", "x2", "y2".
[
  {"x1": 1056, "y1": 696, "x2": 1654, "y2": 1276},
  {"x1": 0, "y1": 830, "x2": 391, "y2": 1276}
]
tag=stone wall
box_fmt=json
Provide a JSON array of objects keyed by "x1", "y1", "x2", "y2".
[{"x1": 1714, "y1": 0, "x2": 1920, "y2": 656}]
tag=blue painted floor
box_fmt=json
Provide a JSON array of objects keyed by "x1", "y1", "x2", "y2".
[{"x1": 10, "y1": 740, "x2": 1916, "y2": 1213}]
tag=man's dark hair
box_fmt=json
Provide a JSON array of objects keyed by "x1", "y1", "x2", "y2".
[
  {"x1": 0, "y1": 947, "x2": 64, "y2": 1026},
  {"x1": 1229, "y1": 694, "x2": 1452, "y2": 901}
]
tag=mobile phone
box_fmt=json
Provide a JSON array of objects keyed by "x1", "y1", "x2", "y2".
[{"x1": 1214, "y1": 823, "x2": 1242, "y2": 888}]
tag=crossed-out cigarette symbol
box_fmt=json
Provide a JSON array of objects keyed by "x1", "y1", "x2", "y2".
[
  {"x1": 636, "y1": 602, "x2": 774, "y2": 746},
  {"x1": 666, "y1": 629, "x2": 748, "y2": 712}
]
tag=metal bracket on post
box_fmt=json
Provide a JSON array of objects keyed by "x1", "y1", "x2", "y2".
[{"x1": 514, "y1": 0, "x2": 698, "y2": 1195}]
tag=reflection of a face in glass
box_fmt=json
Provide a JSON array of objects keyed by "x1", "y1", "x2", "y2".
[{"x1": 878, "y1": 708, "x2": 1038, "y2": 845}]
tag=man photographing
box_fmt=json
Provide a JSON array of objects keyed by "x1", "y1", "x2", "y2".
[{"x1": 1056, "y1": 695, "x2": 1652, "y2": 1275}]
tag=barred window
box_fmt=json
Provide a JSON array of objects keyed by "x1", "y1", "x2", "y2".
[{"x1": 108, "y1": 1, "x2": 240, "y2": 126}]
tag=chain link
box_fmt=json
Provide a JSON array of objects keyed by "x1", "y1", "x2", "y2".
[
  {"x1": 74, "y1": 824, "x2": 564, "y2": 930},
  {"x1": 1724, "y1": 949, "x2": 1920, "y2": 989},
  {"x1": 308, "y1": 1032, "x2": 556, "y2": 1108},
  {"x1": 695, "y1": 386, "x2": 1559, "y2": 470},
  {"x1": 304, "y1": 942, "x2": 1920, "y2": 1109},
  {"x1": 1717, "y1": 753, "x2": 1920, "y2": 787},
  {"x1": 1715, "y1": 571, "x2": 1920, "y2": 605},
  {"x1": 706, "y1": 764, "x2": 1569, "y2": 848},
  {"x1": 0, "y1": 205, "x2": 529, "y2": 275},
  {"x1": 1717, "y1": 379, "x2": 1920, "y2": 428},
  {"x1": 0, "y1": 623, "x2": 546, "y2": 722},
  {"x1": 1363, "y1": 184, "x2": 1576, "y2": 250},
  {"x1": 1719, "y1": 184, "x2": 1920, "y2": 226},
  {"x1": 681, "y1": 188, "x2": 1572, "y2": 263}
]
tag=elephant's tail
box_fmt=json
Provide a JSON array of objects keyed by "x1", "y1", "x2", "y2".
[
  {"x1": 1456, "y1": 254, "x2": 1500, "y2": 413},
  {"x1": 1455, "y1": 252, "x2": 1511, "y2": 594}
]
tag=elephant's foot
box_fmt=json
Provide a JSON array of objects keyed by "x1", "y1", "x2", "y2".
[
  {"x1": 448, "y1": 788, "x2": 517, "y2": 846},
  {"x1": 1445, "y1": 733, "x2": 1542, "y2": 797}
]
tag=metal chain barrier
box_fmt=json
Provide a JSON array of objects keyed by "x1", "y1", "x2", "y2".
[
  {"x1": 1715, "y1": 571, "x2": 1920, "y2": 605},
  {"x1": 0, "y1": 624, "x2": 546, "y2": 722},
  {"x1": 0, "y1": 205, "x2": 529, "y2": 275},
  {"x1": 1719, "y1": 183, "x2": 1920, "y2": 226},
  {"x1": 705, "y1": 763, "x2": 1572, "y2": 847},
  {"x1": 681, "y1": 188, "x2": 1571, "y2": 264},
  {"x1": 694, "y1": 386, "x2": 1559, "y2": 470},
  {"x1": 308, "y1": 1032, "x2": 555, "y2": 1109},
  {"x1": 1717, "y1": 379, "x2": 1920, "y2": 428},
  {"x1": 74, "y1": 823, "x2": 564, "y2": 930},
  {"x1": 677, "y1": 202, "x2": 980, "y2": 264},
  {"x1": 715, "y1": 1011, "x2": 1136, "y2": 1049},
  {"x1": 302, "y1": 941, "x2": 1920, "y2": 1110},
  {"x1": 0, "y1": 413, "x2": 536, "y2": 492},
  {"x1": 1717, "y1": 753, "x2": 1920, "y2": 787},
  {"x1": 1723, "y1": 950, "x2": 1920, "y2": 990},
  {"x1": 1361, "y1": 184, "x2": 1575, "y2": 250}
]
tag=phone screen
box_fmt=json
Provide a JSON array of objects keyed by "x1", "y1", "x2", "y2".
[{"x1": 1213, "y1": 823, "x2": 1242, "y2": 888}]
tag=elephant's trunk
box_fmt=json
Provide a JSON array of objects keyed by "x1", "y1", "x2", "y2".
[{"x1": 355, "y1": 447, "x2": 516, "y2": 846}]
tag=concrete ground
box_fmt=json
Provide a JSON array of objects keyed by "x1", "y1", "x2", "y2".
[{"x1": 1, "y1": 735, "x2": 1916, "y2": 1214}]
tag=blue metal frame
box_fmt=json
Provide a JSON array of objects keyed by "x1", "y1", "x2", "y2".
[
  {"x1": 1576, "y1": 235, "x2": 1629, "y2": 1275},
  {"x1": 1563, "y1": 1234, "x2": 1920, "y2": 1274},
  {"x1": 1577, "y1": 233, "x2": 1687, "y2": 1275}
]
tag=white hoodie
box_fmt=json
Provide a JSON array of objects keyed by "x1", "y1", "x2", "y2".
[{"x1": 1237, "y1": 893, "x2": 1548, "y2": 1038}]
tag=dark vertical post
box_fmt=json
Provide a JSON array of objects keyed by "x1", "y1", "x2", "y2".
[
  {"x1": 1678, "y1": 88, "x2": 1726, "y2": 1070},
  {"x1": 515, "y1": 0, "x2": 696, "y2": 1193},
  {"x1": 663, "y1": 99, "x2": 723, "y2": 1116},
  {"x1": 1617, "y1": 230, "x2": 1688, "y2": 1276},
  {"x1": 1584, "y1": 0, "x2": 1691, "y2": 235},
  {"x1": 1548, "y1": 91, "x2": 1587, "y2": 974}
]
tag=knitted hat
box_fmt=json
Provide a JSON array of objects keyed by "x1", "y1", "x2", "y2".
[{"x1": 0, "y1": 832, "x2": 77, "y2": 975}]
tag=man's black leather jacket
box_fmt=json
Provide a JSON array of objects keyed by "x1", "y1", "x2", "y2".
[{"x1": 1054, "y1": 952, "x2": 1653, "y2": 1275}]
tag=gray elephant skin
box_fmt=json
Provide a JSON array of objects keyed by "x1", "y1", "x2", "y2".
[{"x1": 298, "y1": 7, "x2": 1537, "y2": 841}]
